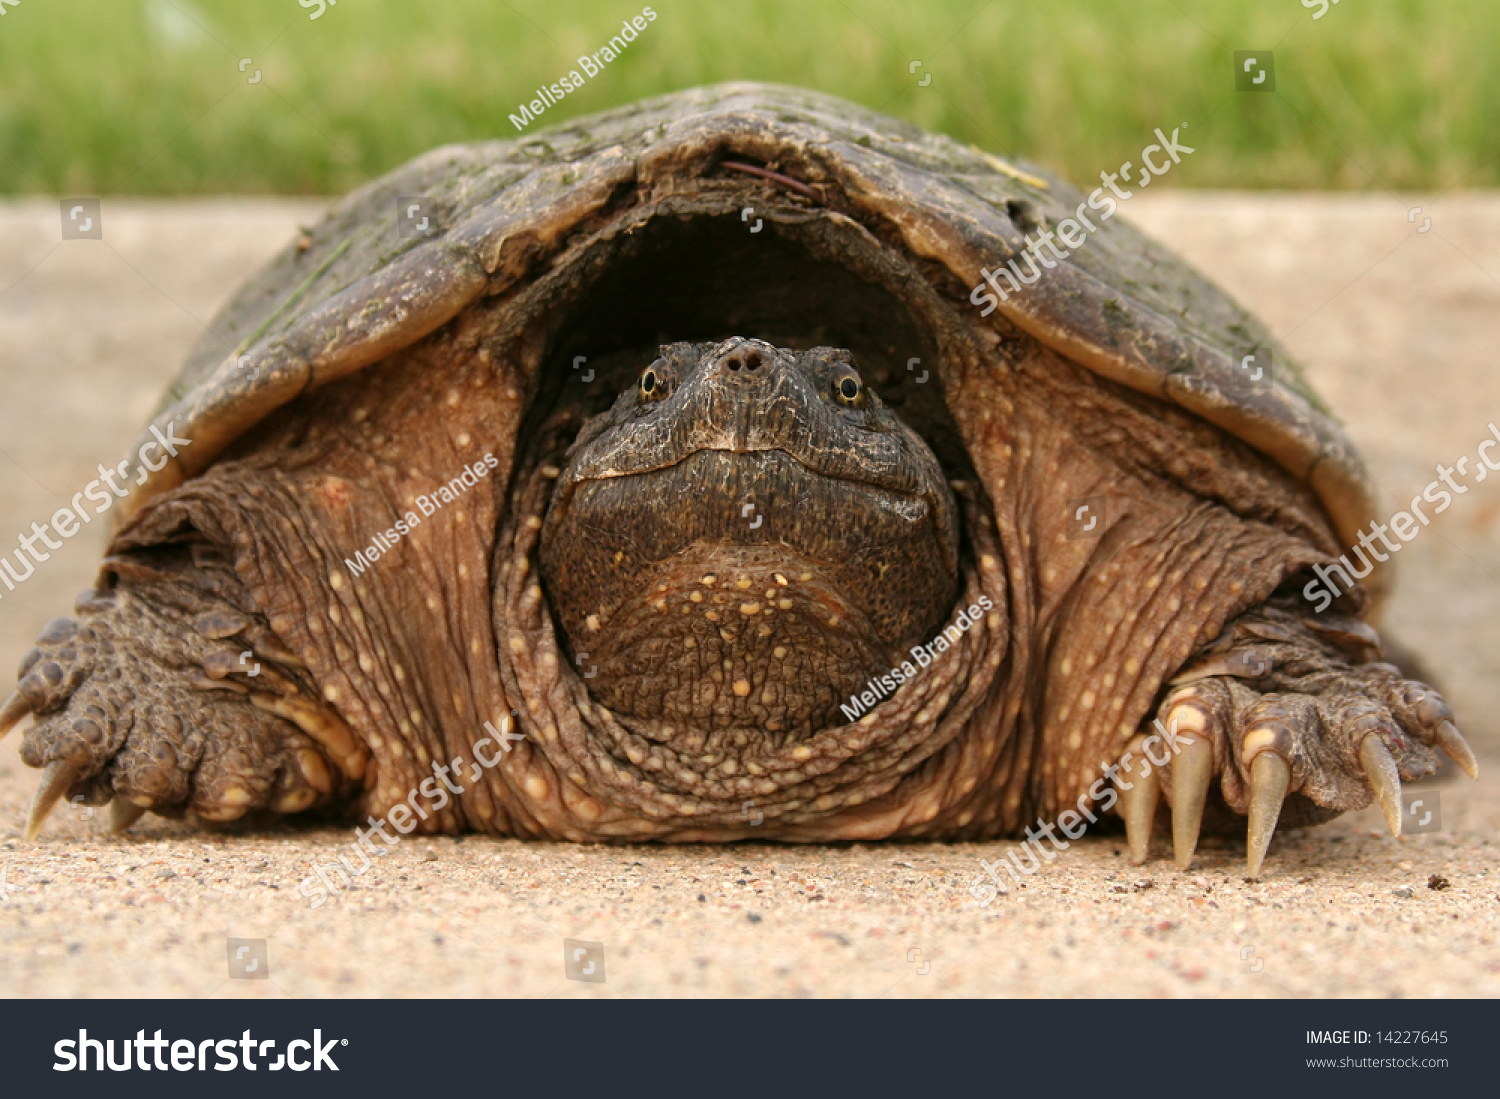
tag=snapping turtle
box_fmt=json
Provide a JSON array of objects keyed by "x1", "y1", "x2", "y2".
[{"x1": 2, "y1": 84, "x2": 1476, "y2": 877}]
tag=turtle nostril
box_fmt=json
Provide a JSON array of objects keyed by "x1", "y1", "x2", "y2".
[{"x1": 715, "y1": 345, "x2": 775, "y2": 383}]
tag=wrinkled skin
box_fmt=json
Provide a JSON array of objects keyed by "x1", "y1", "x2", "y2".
[
  {"x1": 540, "y1": 338, "x2": 960, "y2": 738},
  {"x1": 3, "y1": 334, "x2": 1476, "y2": 868},
  {"x1": 0, "y1": 82, "x2": 1478, "y2": 870}
]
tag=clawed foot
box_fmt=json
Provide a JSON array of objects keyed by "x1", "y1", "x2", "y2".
[
  {"x1": 1111, "y1": 605, "x2": 1478, "y2": 876},
  {"x1": 0, "y1": 551, "x2": 362, "y2": 839}
]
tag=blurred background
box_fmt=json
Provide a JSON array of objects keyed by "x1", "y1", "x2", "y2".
[{"x1": 0, "y1": 0, "x2": 1496, "y2": 195}]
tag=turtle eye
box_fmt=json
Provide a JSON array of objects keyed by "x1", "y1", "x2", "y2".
[
  {"x1": 639, "y1": 366, "x2": 668, "y2": 401},
  {"x1": 833, "y1": 370, "x2": 864, "y2": 406}
]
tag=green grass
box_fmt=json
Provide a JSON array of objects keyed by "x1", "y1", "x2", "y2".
[{"x1": 0, "y1": 0, "x2": 1494, "y2": 195}]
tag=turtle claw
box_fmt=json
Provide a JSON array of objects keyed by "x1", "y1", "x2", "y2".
[
  {"x1": 109, "y1": 797, "x2": 148, "y2": 834},
  {"x1": 0, "y1": 690, "x2": 28, "y2": 739},
  {"x1": 1115, "y1": 734, "x2": 1159, "y2": 864},
  {"x1": 1245, "y1": 752, "x2": 1291, "y2": 877},
  {"x1": 1171, "y1": 730, "x2": 1214, "y2": 870},
  {"x1": 1358, "y1": 735, "x2": 1403, "y2": 837},
  {"x1": 25, "y1": 760, "x2": 79, "y2": 841},
  {"x1": 13, "y1": 573, "x2": 344, "y2": 835},
  {"x1": 1119, "y1": 602, "x2": 1481, "y2": 877},
  {"x1": 1435, "y1": 720, "x2": 1478, "y2": 780}
]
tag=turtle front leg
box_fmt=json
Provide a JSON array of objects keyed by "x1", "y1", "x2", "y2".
[
  {"x1": 1, "y1": 544, "x2": 359, "y2": 838},
  {"x1": 1110, "y1": 597, "x2": 1478, "y2": 876}
]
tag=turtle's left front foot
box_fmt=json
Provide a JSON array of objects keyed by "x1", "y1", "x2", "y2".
[{"x1": 1111, "y1": 600, "x2": 1478, "y2": 876}]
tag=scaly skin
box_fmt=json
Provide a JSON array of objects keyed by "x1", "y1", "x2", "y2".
[
  {"x1": 540, "y1": 339, "x2": 960, "y2": 737},
  {"x1": 2, "y1": 333, "x2": 1478, "y2": 868},
  {"x1": 6, "y1": 86, "x2": 1472, "y2": 871}
]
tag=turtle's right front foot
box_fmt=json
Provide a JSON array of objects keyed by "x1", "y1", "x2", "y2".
[{"x1": 1, "y1": 547, "x2": 361, "y2": 838}]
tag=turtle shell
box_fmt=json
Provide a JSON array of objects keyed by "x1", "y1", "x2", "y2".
[{"x1": 124, "y1": 82, "x2": 1380, "y2": 598}]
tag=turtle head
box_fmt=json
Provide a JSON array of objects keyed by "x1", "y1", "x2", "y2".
[{"x1": 538, "y1": 338, "x2": 960, "y2": 738}]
